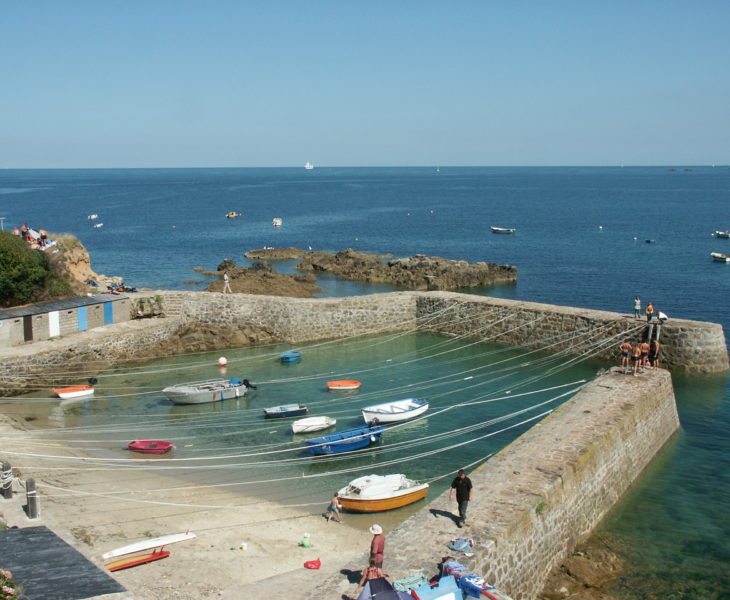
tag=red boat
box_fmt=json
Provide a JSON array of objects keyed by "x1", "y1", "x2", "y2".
[{"x1": 128, "y1": 440, "x2": 174, "y2": 454}]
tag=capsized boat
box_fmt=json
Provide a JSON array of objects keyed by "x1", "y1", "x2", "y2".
[
  {"x1": 279, "y1": 350, "x2": 301, "y2": 363},
  {"x1": 51, "y1": 384, "x2": 95, "y2": 400},
  {"x1": 263, "y1": 403, "x2": 308, "y2": 418},
  {"x1": 162, "y1": 378, "x2": 255, "y2": 405},
  {"x1": 306, "y1": 424, "x2": 385, "y2": 455},
  {"x1": 291, "y1": 415, "x2": 336, "y2": 434},
  {"x1": 491, "y1": 226, "x2": 516, "y2": 234},
  {"x1": 361, "y1": 398, "x2": 428, "y2": 424},
  {"x1": 127, "y1": 440, "x2": 174, "y2": 454},
  {"x1": 326, "y1": 380, "x2": 361, "y2": 391},
  {"x1": 711, "y1": 252, "x2": 730, "y2": 262},
  {"x1": 337, "y1": 474, "x2": 428, "y2": 512}
]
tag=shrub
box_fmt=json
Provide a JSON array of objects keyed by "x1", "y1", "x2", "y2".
[
  {"x1": 0, "y1": 569, "x2": 19, "y2": 598},
  {"x1": 0, "y1": 232, "x2": 50, "y2": 307}
]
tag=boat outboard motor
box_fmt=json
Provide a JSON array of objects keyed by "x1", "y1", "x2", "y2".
[
  {"x1": 242, "y1": 379, "x2": 257, "y2": 390},
  {"x1": 88, "y1": 377, "x2": 98, "y2": 385}
]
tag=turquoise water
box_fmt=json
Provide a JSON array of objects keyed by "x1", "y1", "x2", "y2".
[{"x1": 1, "y1": 167, "x2": 729, "y2": 593}]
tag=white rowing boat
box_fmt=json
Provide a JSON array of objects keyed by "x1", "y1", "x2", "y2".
[
  {"x1": 291, "y1": 415, "x2": 336, "y2": 434},
  {"x1": 361, "y1": 398, "x2": 429, "y2": 424}
]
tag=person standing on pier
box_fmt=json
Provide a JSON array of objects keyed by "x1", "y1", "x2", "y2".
[
  {"x1": 368, "y1": 524, "x2": 385, "y2": 568},
  {"x1": 634, "y1": 296, "x2": 641, "y2": 319},
  {"x1": 646, "y1": 301, "x2": 654, "y2": 322},
  {"x1": 650, "y1": 339, "x2": 661, "y2": 369},
  {"x1": 640, "y1": 340, "x2": 651, "y2": 368},
  {"x1": 450, "y1": 469, "x2": 473, "y2": 528},
  {"x1": 632, "y1": 343, "x2": 643, "y2": 375},
  {"x1": 222, "y1": 272, "x2": 232, "y2": 293},
  {"x1": 620, "y1": 340, "x2": 632, "y2": 372}
]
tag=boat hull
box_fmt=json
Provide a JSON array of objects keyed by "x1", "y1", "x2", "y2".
[
  {"x1": 280, "y1": 351, "x2": 301, "y2": 363},
  {"x1": 163, "y1": 379, "x2": 248, "y2": 405},
  {"x1": 326, "y1": 380, "x2": 361, "y2": 391},
  {"x1": 711, "y1": 252, "x2": 730, "y2": 262},
  {"x1": 306, "y1": 426, "x2": 384, "y2": 455},
  {"x1": 52, "y1": 385, "x2": 94, "y2": 400},
  {"x1": 264, "y1": 405, "x2": 308, "y2": 418},
  {"x1": 339, "y1": 485, "x2": 428, "y2": 512},
  {"x1": 128, "y1": 440, "x2": 174, "y2": 454},
  {"x1": 361, "y1": 398, "x2": 429, "y2": 424},
  {"x1": 491, "y1": 226, "x2": 516, "y2": 234},
  {"x1": 291, "y1": 416, "x2": 336, "y2": 434}
]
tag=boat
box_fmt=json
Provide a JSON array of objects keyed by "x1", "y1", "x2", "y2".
[
  {"x1": 162, "y1": 377, "x2": 254, "y2": 405},
  {"x1": 326, "y1": 380, "x2": 361, "y2": 391},
  {"x1": 336, "y1": 474, "x2": 428, "y2": 512},
  {"x1": 715, "y1": 230, "x2": 730, "y2": 238},
  {"x1": 291, "y1": 415, "x2": 336, "y2": 434},
  {"x1": 491, "y1": 226, "x2": 516, "y2": 234},
  {"x1": 711, "y1": 252, "x2": 730, "y2": 262},
  {"x1": 306, "y1": 424, "x2": 385, "y2": 455},
  {"x1": 127, "y1": 440, "x2": 174, "y2": 454},
  {"x1": 279, "y1": 350, "x2": 301, "y2": 363},
  {"x1": 87, "y1": 214, "x2": 99, "y2": 220},
  {"x1": 305, "y1": 161, "x2": 314, "y2": 170},
  {"x1": 361, "y1": 398, "x2": 429, "y2": 424},
  {"x1": 272, "y1": 217, "x2": 282, "y2": 227},
  {"x1": 106, "y1": 549, "x2": 170, "y2": 571},
  {"x1": 263, "y1": 403, "x2": 308, "y2": 418},
  {"x1": 226, "y1": 211, "x2": 242, "y2": 219},
  {"x1": 102, "y1": 531, "x2": 197, "y2": 560},
  {"x1": 92, "y1": 223, "x2": 103, "y2": 228},
  {"x1": 51, "y1": 384, "x2": 95, "y2": 400}
]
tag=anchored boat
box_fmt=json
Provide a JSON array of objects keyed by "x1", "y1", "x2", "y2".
[
  {"x1": 491, "y1": 226, "x2": 516, "y2": 234},
  {"x1": 306, "y1": 424, "x2": 384, "y2": 455},
  {"x1": 263, "y1": 403, "x2": 308, "y2": 419},
  {"x1": 337, "y1": 474, "x2": 428, "y2": 512},
  {"x1": 291, "y1": 415, "x2": 336, "y2": 434},
  {"x1": 326, "y1": 380, "x2": 361, "y2": 391},
  {"x1": 361, "y1": 398, "x2": 428, "y2": 424},
  {"x1": 711, "y1": 252, "x2": 730, "y2": 262},
  {"x1": 162, "y1": 378, "x2": 254, "y2": 405},
  {"x1": 279, "y1": 350, "x2": 301, "y2": 363},
  {"x1": 127, "y1": 440, "x2": 174, "y2": 454}
]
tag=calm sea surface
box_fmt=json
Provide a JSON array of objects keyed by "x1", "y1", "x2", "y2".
[{"x1": 1, "y1": 167, "x2": 729, "y2": 597}]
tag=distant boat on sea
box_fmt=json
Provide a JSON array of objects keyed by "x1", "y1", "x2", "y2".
[
  {"x1": 272, "y1": 217, "x2": 282, "y2": 228},
  {"x1": 305, "y1": 162, "x2": 314, "y2": 170}
]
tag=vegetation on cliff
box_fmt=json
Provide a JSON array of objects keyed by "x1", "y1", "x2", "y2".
[{"x1": 0, "y1": 231, "x2": 72, "y2": 307}]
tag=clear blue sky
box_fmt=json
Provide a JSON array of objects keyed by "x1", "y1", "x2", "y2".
[{"x1": 2, "y1": 1, "x2": 728, "y2": 168}]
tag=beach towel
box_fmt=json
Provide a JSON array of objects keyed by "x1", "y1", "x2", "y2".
[
  {"x1": 393, "y1": 572, "x2": 428, "y2": 592},
  {"x1": 447, "y1": 537, "x2": 474, "y2": 553}
]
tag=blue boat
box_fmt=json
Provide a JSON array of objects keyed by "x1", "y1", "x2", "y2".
[
  {"x1": 305, "y1": 424, "x2": 385, "y2": 455},
  {"x1": 264, "y1": 403, "x2": 308, "y2": 418},
  {"x1": 279, "y1": 350, "x2": 302, "y2": 363}
]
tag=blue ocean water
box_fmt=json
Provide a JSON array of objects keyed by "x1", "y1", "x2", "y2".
[{"x1": 1, "y1": 167, "x2": 729, "y2": 596}]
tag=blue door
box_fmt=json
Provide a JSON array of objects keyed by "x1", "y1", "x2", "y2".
[
  {"x1": 77, "y1": 306, "x2": 88, "y2": 331},
  {"x1": 103, "y1": 302, "x2": 114, "y2": 325}
]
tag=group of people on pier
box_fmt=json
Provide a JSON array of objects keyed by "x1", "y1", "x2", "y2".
[{"x1": 620, "y1": 338, "x2": 661, "y2": 375}]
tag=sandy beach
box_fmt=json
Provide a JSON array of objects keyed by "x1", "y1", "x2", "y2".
[{"x1": 0, "y1": 415, "x2": 373, "y2": 600}]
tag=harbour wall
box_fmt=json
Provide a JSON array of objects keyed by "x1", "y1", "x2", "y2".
[
  {"x1": 305, "y1": 368, "x2": 680, "y2": 600},
  {"x1": 0, "y1": 290, "x2": 726, "y2": 394}
]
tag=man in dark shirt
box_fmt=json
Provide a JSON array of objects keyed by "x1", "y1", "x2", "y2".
[
  {"x1": 368, "y1": 524, "x2": 385, "y2": 567},
  {"x1": 449, "y1": 469, "x2": 473, "y2": 528}
]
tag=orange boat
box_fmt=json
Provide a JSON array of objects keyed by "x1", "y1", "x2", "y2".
[
  {"x1": 51, "y1": 385, "x2": 95, "y2": 400},
  {"x1": 337, "y1": 474, "x2": 428, "y2": 512},
  {"x1": 326, "y1": 380, "x2": 361, "y2": 391}
]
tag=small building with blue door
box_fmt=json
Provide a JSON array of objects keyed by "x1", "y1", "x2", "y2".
[{"x1": 0, "y1": 294, "x2": 131, "y2": 348}]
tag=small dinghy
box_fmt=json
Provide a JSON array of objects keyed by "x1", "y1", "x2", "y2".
[
  {"x1": 491, "y1": 226, "x2": 516, "y2": 234},
  {"x1": 306, "y1": 424, "x2": 385, "y2": 455},
  {"x1": 711, "y1": 252, "x2": 730, "y2": 262},
  {"x1": 52, "y1": 378, "x2": 97, "y2": 399},
  {"x1": 163, "y1": 378, "x2": 255, "y2": 405},
  {"x1": 279, "y1": 350, "x2": 301, "y2": 363},
  {"x1": 361, "y1": 398, "x2": 428, "y2": 424},
  {"x1": 291, "y1": 415, "x2": 336, "y2": 434},
  {"x1": 326, "y1": 380, "x2": 361, "y2": 391},
  {"x1": 264, "y1": 403, "x2": 308, "y2": 418},
  {"x1": 128, "y1": 440, "x2": 174, "y2": 454},
  {"x1": 337, "y1": 474, "x2": 428, "y2": 512}
]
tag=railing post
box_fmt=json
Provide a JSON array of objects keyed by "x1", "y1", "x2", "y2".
[
  {"x1": 1, "y1": 461, "x2": 12, "y2": 499},
  {"x1": 26, "y1": 478, "x2": 39, "y2": 519}
]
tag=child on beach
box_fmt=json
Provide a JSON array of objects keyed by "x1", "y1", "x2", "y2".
[{"x1": 326, "y1": 492, "x2": 343, "y2": 523}]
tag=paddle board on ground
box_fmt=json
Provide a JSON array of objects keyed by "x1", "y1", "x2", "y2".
[
  {"x1": 106, "y1": 549, "x2": 170, "y2": 571},
  {"x1": 101, "y1": 531, "x2": 196, "y2": 559}
]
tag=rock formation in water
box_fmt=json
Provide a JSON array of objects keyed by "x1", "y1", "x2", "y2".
[
  {"x1": 200, "y1": 260, "x2": 322, "y2": 298},
  {"x1": 541, "y1": 542, "x2": 623, "y2": 600},
  {"x1": 245, "y1": 247, "x2": 517, "y2": 291}
]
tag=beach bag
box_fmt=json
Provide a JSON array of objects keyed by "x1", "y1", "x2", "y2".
[
  {"x1": 458, "y1": 574, "x2": 486, "y2": 598},
  {"x1": 447, "y1": 537, "x2": 474, "y2": 553},
  {"x1": 303, "y1": 558, "x2": 321, "y2": 569},
  {"x1": 393, "y1": 572, "x2": 428, "y2": 592}
]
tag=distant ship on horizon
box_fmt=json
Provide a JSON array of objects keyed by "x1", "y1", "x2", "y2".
[{"x1": 305, "y1": 161, "x2": 314, "y2": 170}]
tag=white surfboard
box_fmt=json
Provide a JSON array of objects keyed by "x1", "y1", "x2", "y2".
[{"x1": 102, "y1": 531, "x2": 196, "y2": 559}]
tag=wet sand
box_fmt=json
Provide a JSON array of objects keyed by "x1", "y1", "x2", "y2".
[{"x1": 0, "y1": 416, "x2": 372, "y2": 600}]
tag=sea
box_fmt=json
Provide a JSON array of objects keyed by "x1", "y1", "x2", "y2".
[{"x1": 1, "y1": 167, "x2": 729, "y2": 598}]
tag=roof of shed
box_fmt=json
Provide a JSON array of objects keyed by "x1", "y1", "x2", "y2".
[{"x1": 0, "y1": 294, "x2": 128, "y2": 320}]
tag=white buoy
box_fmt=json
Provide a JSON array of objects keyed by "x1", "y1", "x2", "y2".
[{"x1": 218, "y1": 357, "x2": 228, "y2": 366}]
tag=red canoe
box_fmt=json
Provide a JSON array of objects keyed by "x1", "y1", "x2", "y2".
[{"x1": 128, "y1": 440, "x2": 174, "y2": 454}]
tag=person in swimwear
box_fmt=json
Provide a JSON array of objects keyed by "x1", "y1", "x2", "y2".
[
  {"x1": 619, "y1": 340, "x2": 632, "y2": 372},
  {"x1": 632, "y1": 343, "x2": 643, "y2": 376},
  {"x1": 640, "y1": 340, "x2": 651, "y2": 368},
  {"x1": 650, "y1": 339, "x2": 661, "y2": 369}
]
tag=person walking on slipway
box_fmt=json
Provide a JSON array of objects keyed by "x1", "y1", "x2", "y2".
[
  {"x1": 222, "y1": 272, "x2": 232, "y2": 293},
  {"x1": 449, "y1": 469, "x2": 473, "y2": 528}
]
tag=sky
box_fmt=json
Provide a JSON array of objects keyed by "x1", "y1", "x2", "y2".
[{"x1": 1, "y1": 1, "x2": 729, "y2": 168}]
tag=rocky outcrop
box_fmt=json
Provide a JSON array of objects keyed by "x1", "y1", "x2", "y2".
[
  {"x1": 47, "y1": 234, "x2": 122, "y2": 292},
  {"x1": 245, "y1": 247, "x2": 517, "y2": 291},
  {"x1": 200, "y1": 260, "x2": 322, "y2": 298},
  {"x1": 541, "y1": 542, "x2": 623, "y2": 600},
  {"x1": 295, "y1": 248, "x2": 517, "y2": 290}
]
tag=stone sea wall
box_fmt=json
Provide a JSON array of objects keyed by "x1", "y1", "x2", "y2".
[{"x1": 306, "y1": 369, "x2": 680, "y2": 600}]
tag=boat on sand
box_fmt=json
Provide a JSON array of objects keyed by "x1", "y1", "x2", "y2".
[{"x1": 337, "y1": 474, "x2": 428, "y2": 512}]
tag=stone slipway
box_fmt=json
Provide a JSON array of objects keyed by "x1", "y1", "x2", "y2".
[{"x1": 302, "y1": 368, "x2": 680, "y2": 600}]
